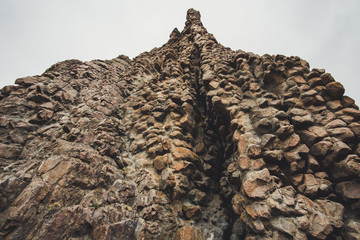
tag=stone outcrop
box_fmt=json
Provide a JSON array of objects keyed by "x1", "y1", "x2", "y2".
[{"x1": 0, "y1": 8, "x2": 360, "y2": 240}]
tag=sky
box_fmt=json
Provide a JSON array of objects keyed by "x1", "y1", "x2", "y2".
[{"x1": 1, "y1": 0, "x2": 360, "y2": 104}]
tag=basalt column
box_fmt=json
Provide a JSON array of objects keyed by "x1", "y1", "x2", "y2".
[{"x1": 0, "y1": 8, "x2": 360, "y2": 240}]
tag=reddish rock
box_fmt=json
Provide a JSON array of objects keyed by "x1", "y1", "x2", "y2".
[
  {"x1": 283, "y1": 133, "x2": 301, "y2": 150},
  {"x1": 172, "y1": 147, "x2": 200, "y2": 164},
  {"x1": 243, "y1": 169, "x2": 272, "y2": 198},
  {"x1": 232, "y1": 193, "x2": 246, "y2": 215},
  {"x1": 174, "y1": 225, "x2": 203, "y2": 240},
  {"x1": 183, "y1": 203, "x2": 201, "y2": 220},
  {"x1": 238, "y1": 156, "x2": 251, "y2": 170},
  {"x1": 154, "y1": 155, "x2": 167, "y2": 171},
  {"x1": 245, "y1": 201, "x2": 271, "y2": 219}
]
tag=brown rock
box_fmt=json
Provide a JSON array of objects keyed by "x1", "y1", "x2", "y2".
[
  {"x1": 338, "y1": 108, "x2": 360, "y2": 118},
  {"x1": 342, "y1": 95, "x2": 356, "y2": 107},
  {"x1": 343, "y1": 219, "x2": 360, "y2": 240},
  {"x1": 327, "y1": 127, "x2": 354, "y2": 142},
  {"x1": 189, "y1": 189, "x2": 206, "y2": 205},
  {"x1": 310, "y1": 140, "x2": 332, "y2": 157},
  {"x1": 172, "y1": 147, "x2": 200, "y2": 164},
  {"x1": 308, "y1": 213, "x2": 333, "y2": 239},
  {"x1": 335, "y1": 181, "x2": 360, "y2": 200},
  {"x1": 0, "y1": 8, "x2": 359, "y2": 240},
  {"x1": 326, "y1": 81, "x2": 345, "y2": 99},
  {"x1": 263, "y1": 150, "x2": 283, "y2": 162},
  {"x1": 299, "y1": 174, "x2": 320, "y2": 197},
  {"x1": 238, "y1": 156, "x2": 251, "y2": 170},
  {"x1": 183, "y1": 204, "x2": 201, "y2": 220},
  {"x1": 247, "y1": 144, "x2": 262, "y2": 158},
  {"x1": 245, "y1": 201, "x2": 271, "y2": 219},
  {"x1": 232, "y1": 193, "x2": 246, "y2": 215},
  {"x1": 209, "y1": 80, "x2": 219, "y2": 90},
  {"x1": 271, "y1": 217, "x2": 297, "y2": 236},
  {"x1": 243, "y1": 169, "x2": 272, "y2": 198},
  {"x1": 332, "y1": 154, "x2": 360, "y2": 179},
  {"x1": 348, "y1": 122, "x2": 360, "y2": 136},
  {"x1": 0, "y1": 143, "x2": 22, "y2": 159},
  {"x1": 316, "y1": 199, "x2": 344, "y2": 229},
  {"x1": 154, "y1": 155, "x2": 167, "y2": 171},
  {"x1": 283, "y1": 133, "x2": 300, "y2": 150},
  {"x1": 174, "y1": 225, "x2": 202, "y2": 240},
  {"x1": 327, "y1": 100, "x2": 343, "y2": 111}
]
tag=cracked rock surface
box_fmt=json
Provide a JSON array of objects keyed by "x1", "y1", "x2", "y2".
[{"x1": 1, "y1": 8, "x2": 360, "y2": 240}]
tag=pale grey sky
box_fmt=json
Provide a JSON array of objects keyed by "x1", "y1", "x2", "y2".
[{"x1": 1, "y1": 0, "x2": 360, "y2": 104}]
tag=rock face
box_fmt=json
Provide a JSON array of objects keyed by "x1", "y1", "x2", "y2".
[{"x1": 0, "y1": 8, "x2": 360, "y2": 240}]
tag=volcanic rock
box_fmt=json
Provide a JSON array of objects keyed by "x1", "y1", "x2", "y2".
[{"x1": 0, "y1": 8, "x2": 359, "y2": 240}]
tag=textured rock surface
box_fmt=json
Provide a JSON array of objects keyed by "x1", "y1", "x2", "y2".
[{"x1": 1, "y1": 8, "x2": 360, "y2": 240}]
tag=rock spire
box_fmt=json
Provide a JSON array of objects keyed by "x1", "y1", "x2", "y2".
[{"x1": 0, "y1": 8, "x2": 360, "y2": 240}]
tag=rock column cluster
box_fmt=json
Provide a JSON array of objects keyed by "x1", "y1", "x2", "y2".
[{"x1": 0, "y1": 8, "x2": 359, "y2": 240}]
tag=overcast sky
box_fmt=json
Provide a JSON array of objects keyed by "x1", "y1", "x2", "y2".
[{"x1": 1, "y1": 0, "x2": 359, "y2": 104}]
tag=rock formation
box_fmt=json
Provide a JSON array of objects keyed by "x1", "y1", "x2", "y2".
[{"x1": 1, "y1": 8, "x2": 360, "y2": 240}]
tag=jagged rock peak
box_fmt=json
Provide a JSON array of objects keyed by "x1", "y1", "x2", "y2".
[
  {"x1": 0, "y1": 8, "x2": 360, "y2": 240},
  {"x1": 185, "y1": 8, "x2": 202, "y2": 27}
]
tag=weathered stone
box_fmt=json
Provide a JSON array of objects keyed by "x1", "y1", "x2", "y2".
[
  {"x1": 0, "y1": 8, "x2": 359, "y2": 240},
  {"x1": 188, "y1": 189, "x2": 206, "y2": 205},
  {"x1": 308, "y1": 213, "x2": 333, "y2": 239},
  {"x1": 245, "y1": 201, "x2": 271, "y2": 219},
  {"x1": 342, "y1": 95, "x2": 356, "y2": 107},
  {"x1": 335, "y1": 181, "x2": 360, "y2": 200},
  {"x1": 332, "y1": 154, "x2": 360, "y2": 179},
  {"x1": 348, "y1": 122, "x2": 360, "y2": 136},
  {"x1": 153, "y1": 155, "x2": 168, "y2": 171},
  {"x1": 247, "y1": 144, "x2": 262, "y2": 158},
  {"x1": 327, "y1": 127, "x2": 354, "y2": 142},
  {"x1": 343, "y1": 218, "x2": 360, "y2": 240},
  {"x1": 327, "y1": 100, "x2": 343, "y2": 111},
  {"x1": 298, "y1": 174, "x2": 320, "y2": 197},
  {"x1": 310, "y1": 140, "x2": 332, "y2": 157},
  {"x1": 263, "y1": 150, "x2": 283, "y2": 162},
  {"x1": 267, "y1": 186, "x2": 297, "y2": 214},
  {"x1": 183, "y1": 203, "x2": 201, "y2": 220},
  {"x1": 316, "y1": 199, "x2": 344, "y2": 229},
  {"x1": 283, "y1": 133, "x2": 300, "y2": 150},
  {"x1": 172, "y1": 147, "x2": 200, "y2": 164},
  {"x1": 0, "y1": 143, "x2": 22, "y2": 159},
  {"x1": 243, "y1": 169, "x2": 272, "y2": 198},
  {"x1": 271, "y1": 217, "x2": 297, "y2": 236},
  {"x1": 232, "y1": 193, "x2": 246, "y2": 216},
  {"x1": 326, "y1": 81, "x2": 345, "y2": 99}
]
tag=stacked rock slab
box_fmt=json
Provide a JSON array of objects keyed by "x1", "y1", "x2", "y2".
[{"x1": 0, "y1": 8, "x2": 359, "y2": 240}]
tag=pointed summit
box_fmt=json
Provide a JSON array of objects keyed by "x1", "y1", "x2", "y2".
[{"x1": 185, "y1": 8, "x2": 202, "y2": 27}]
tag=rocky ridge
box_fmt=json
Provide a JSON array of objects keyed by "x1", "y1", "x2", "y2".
[{"x1": 0, "y1": 8, "x2": 360, "y2": 240}]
